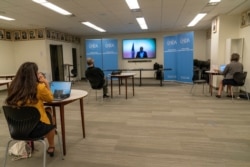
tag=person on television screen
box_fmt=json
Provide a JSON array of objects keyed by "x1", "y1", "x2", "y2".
[
  {"x1": 136, "y1": 46, "x2": 148, "y2": 58},
  {"x1": 85, "y1": 58, "x2": 109, "y2": 98}
]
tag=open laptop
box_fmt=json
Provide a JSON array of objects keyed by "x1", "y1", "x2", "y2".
[
  {"x1": 219, "y1": 64, "x2": 226, "y2": 72},
  {"x1": 50, "y1": 81, "x2": 72, "y2": 101}
]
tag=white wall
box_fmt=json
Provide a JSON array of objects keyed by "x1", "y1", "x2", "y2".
[
  {"x1": 210, "y1": 14, "x2": 250, "y2": 92},
  {"x1": 239, "y1": 25, "x2": 250, "y2": 91},
  {"x1": 0, "y1": 41, "x2": 15, "y2": 74},
  {"x1": 210, "y1": 15, "x2": 240, "y2": 86},
  {"x1": 0, "y1": 40, "x2": 81, "y2": 83}
]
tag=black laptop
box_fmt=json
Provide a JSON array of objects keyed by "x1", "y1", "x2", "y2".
[{"x1": 50, "y1": 81, "x2": 72, "y2": 101}]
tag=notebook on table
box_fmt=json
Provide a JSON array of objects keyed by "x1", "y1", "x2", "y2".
[
  {"x1": 219, "y1": 64, "x2": 226, "y2": 72},
  {"x1": 50, "y1": 81, "x2": 72, "y2": 101}
]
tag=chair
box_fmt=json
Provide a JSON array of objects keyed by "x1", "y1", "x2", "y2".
[
  {"x1": 2, "y1": 106, "x2": 64, "y2": 167},
  {"x1": 70, "y1": 68, "x2": 78, "y2": 83},
  {"x1": 190, "y1": 69, "x2": 207, "y2": 95},
  {"x1": 86, "y1": 79, "x2": 103, "y2": 103},
  {"x1": 228, "y1": 71, "x2": 249, "y2": 101}
]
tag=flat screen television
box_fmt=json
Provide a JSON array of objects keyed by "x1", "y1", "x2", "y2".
[{"x1": 122, "y1": 38, "x2": 156, "y2": 59}]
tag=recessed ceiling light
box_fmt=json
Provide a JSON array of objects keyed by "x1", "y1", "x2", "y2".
[
  {"x1": 0, "y1": 15, "x2": 15, "y2": 21},
  {"x1": 208, "y1": 0, "x2": 221, "y2": 5},
  {"x1": 188, "y1": 13, "x2": 207, "y2": 27},
  {"x1": 136, "y1": 17, "x2": 148, "y2": 30},
  {"x1": 82, "y1": 22, "x2": 106, "y2": 32},
  {"x1": 32, "y1": 0, "x2": 72, "y2": 15},
  {"x1": 125, "y1": 0, "x2": 140, "y2": 10}
]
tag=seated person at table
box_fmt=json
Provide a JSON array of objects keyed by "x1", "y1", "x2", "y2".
[
  {"x1": 136, "y1": 46, "x2": 148, "y2": 58},
  {"x1": 215, "y1": 53, "x2": 243, "y2": 98},
  {"x1": 5, "y1": 62, "x2": 56, "y2": 157},
  {"x1": 85, "y1": 58, "x2": 109, "y2": 98}
]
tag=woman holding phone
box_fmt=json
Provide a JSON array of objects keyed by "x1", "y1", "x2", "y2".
[{"x1": 5, "y1": 62, "x2": 56, "y2": 157}]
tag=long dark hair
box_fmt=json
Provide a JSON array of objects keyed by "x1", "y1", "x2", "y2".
[{"x1": 6, "y1": 62, "x2": 39, "y2": 106}]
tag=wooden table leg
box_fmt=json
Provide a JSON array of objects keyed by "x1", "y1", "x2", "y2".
[
  {"x1": 59, "y1": 104, "x2": 66, "y2": 155},
  {"x1": 125, "y1": 78, "x2": 127, "y2": 99},
  {"x1": 118, "y1": 78, "x2": 121, "y2": 95},
  {"x1": 209, "y1": 74, "x2": 213, "y2": 96},
  {"x1": 111, "y1": 77, "x2": 113, "y2": 98},
  {"x1": 79, "y1": 98, "x2": 85, "y2": 138},
  {"x1": 52, "y1": 106, "x2": 57, "y2": 128},
  {"x1": 132, "y1": 76, "x2": 134, "y2": 96}
]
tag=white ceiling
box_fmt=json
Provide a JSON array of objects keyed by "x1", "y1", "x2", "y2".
[{"x1": 0, "y1": 0, "x2": 249, "y2": 36}]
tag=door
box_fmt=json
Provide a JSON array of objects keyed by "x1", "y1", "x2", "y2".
[{"x1": 50, "y1": 45, "x2": 64, "y2": 81}]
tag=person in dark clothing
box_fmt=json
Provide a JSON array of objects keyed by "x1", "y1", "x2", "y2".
[
  {"x1": 85, "y1": 58, "x2": 109, "y2": 98},
  {"x1": 136, "y1": 46, "x2": 148, "y2": 58}
]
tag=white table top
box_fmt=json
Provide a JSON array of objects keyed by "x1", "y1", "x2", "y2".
[
  {"x1": 0, "y1": 74, "x2": 15, "y2": 77},
  {"x1": 205, "y1": 70, "x2": 220, "y2": 74},
  {"x1": 0, "y1": 80, "x2": 12, "y2": 84}
]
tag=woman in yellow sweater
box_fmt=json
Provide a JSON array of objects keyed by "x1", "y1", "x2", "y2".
[{"x1": 5, "y1": 62, "x2": 55, "y2": 157}]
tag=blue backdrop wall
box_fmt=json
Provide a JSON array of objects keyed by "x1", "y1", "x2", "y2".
[
  {"x1": 164, "y1": 32, "x2": 193, "y2": 83},
  {"x1": 85, "y1": 38, "x2": 118, "y2": 77}
]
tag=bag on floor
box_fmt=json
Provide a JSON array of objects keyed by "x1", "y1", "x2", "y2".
[{"x1": 9, "y1": 141, "x2": 32, "y2": 160}]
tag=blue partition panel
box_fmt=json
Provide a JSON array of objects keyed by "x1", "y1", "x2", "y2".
[
  {"x1": 176, "y1": 32, "x2": 193, "y2": 83},
  {"x1": 164, "y1": 35, "x2": 177, "y2": 81},
  {"x1": 85, "y1": 39, "x2": 103, "y2": 68},
  {"x1": 102, "y1": 39, "x2": 118, "y2": 77},
  {"x1": 164, "y1": 32, "x2": 193, "y2": 83}
]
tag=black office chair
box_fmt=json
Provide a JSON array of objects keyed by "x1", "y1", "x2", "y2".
[
  {"x1": 190, "y1": 69, "x2": 207, "y2": 95},
  {"x1": 2, "y1": 106, "x2": 64, "y2": 167},
  {"x1": 70, "y1": 68, "x2": 78, "y2": 83},
  {"x1": 227, "y1": 71, "x2": 249, "y2": 101},
  {"x1": 86, "y1": 78, "x2": 104, "y2": 103}
]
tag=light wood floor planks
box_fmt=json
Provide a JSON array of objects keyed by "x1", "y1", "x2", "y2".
[{"x1": 0, "y1": 79, "x2": 250, "y2": 167}]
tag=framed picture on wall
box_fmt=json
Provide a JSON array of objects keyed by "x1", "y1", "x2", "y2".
[
  {"x1": 5, "y1": 31, "x2": 12, "y2": 40},
  {"x1": 21, "y1": 31, "x2": 28, "y2": 40},
  {"x1": 0, "y1": 29, "x2": 5, "y2": 40},
  {"x1": 51, "y1": 31, "x2": 56, "y2": 39},
  {"x1": 29, "y1": 30, "x2": 36, "y2": 39},
  {"x1": 241, "y1": 12, "x2": 247, "y2": 27},
  {"x1": 247, "y1": 10, "x2": 250, "y2": 26},
  {"x1": 14, "y1": 31, "x2": 21, "y2": 40},
  {"x1": 56, "y1": 32, "x2": 60, "y2": 40},
  {"x1": 46, "y1": 29, "x2": 51, "y2": 39},
  {"x1": 60, "y1": 33, "x2": 65, "y2": 41},
  {"x1": 37, "y1": 29, "x2": 45, "y2": 39},
  {"x1": 212, "y1": 18, "x2": 217, "y2": 33}
]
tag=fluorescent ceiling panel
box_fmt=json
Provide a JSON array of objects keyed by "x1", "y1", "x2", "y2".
[
  {"x1": 0, "y1": 15, "x2": 15, "y2": 21},
  {"x1": 82, "y1": 22, "x2": 106, "y2": 32},
  {"x1": 136, "y1": 17, "x2": 148, "y2": 29},
  {"x1": 188, "y1": 13, "x2": 207, "y2": 27},
  {"x1": 125, "y1": 0, "x2": 140, "y2": 9},
  {"x1": 32, "y1": 0, "x2": 72, "y2": 15}
]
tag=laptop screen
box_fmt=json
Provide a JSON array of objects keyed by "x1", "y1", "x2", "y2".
[
  {"x1": 50, "y1": 81, "x2": 72, "y2": 100},
  {"x1": 220, "y1": 65, "x2": 226, "y2": 72}
]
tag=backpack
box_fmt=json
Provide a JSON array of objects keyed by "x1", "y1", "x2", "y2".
[
  {"x1": 9, "y1": 141, "x2": 32, "y2": 161},
  {"x1": 153, "y1": 63, "x2": 160, "y2": 70}
]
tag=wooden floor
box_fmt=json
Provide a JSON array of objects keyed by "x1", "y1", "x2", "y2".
[{"x1": 0, "y1": 79, "x2": 250, "y2": 167}]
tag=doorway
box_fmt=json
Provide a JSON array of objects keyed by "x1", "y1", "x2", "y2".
[{"x1": 50, "y1": 45, "x2": 64, "y2": 81}]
